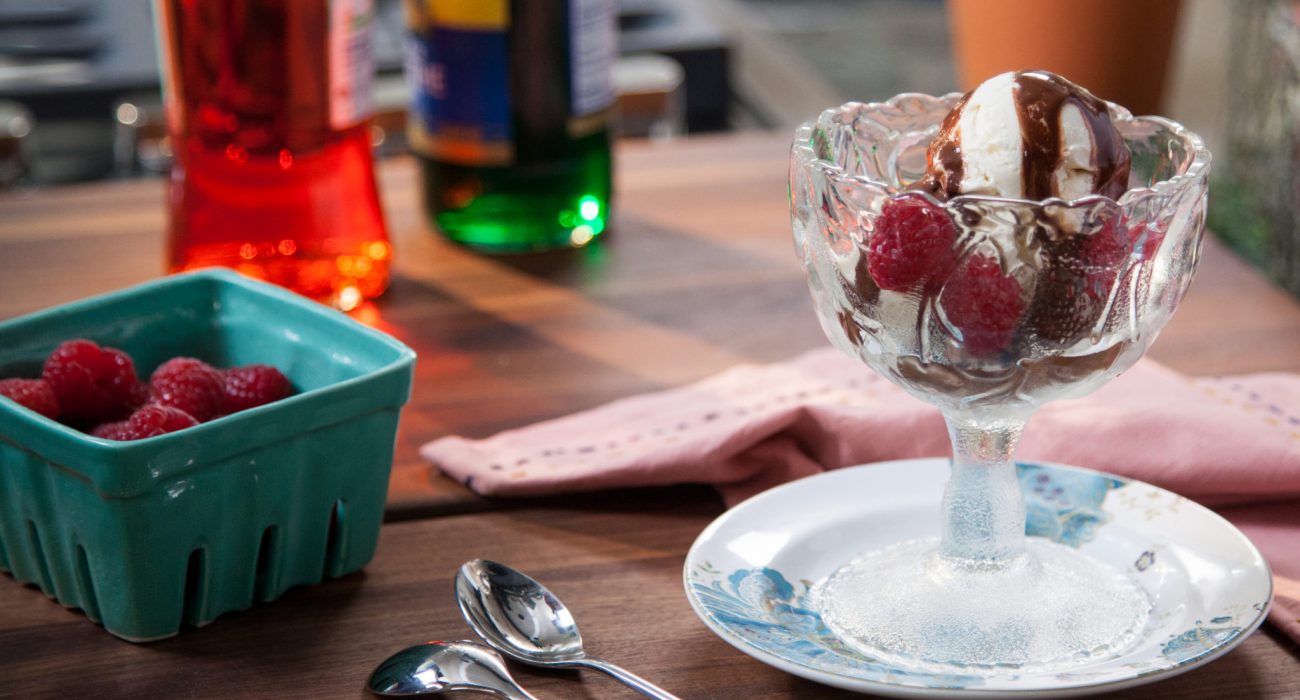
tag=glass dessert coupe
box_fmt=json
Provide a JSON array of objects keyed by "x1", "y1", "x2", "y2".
[{"x1": 789, "y1": 94, "x2": 1210, "y2": 673}]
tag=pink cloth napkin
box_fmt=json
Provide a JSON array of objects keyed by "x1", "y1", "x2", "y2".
[{"x1": 422, "y1": 347, "x2": 1300, "y2": 642}]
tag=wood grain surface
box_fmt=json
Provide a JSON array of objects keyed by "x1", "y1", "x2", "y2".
[
  {"x1": 1, "y1": 494, "x2": 1297, "y2": 699},
  {"x1": 1, "y1": 132, "x2": 1299, "y2": 698}
]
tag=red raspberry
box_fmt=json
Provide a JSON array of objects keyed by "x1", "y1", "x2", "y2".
[
  {"x1": 867, "y1": 196, "x2": 958, "y2": 292},
  {"x1": 93, "y1": 404, "x2": 198, "y2": 441},
  {"x1": 0, "y1": 378, "x2": 60, "y2": 419},
  {"x1": 1027, "y1": 269, "x2": 1108, "y2": 345},
  {"x1": 222, "y1": 365, "x2": 293, "y2": 413},
  {"x1": 149, "y1": 357, "x2": 225, "y2": 422},
  {"x1": 90, "y1": 420, "x2": 133, "y2": 441},
  {"x1": 1027, "y1": 218, "x2": 1133, "y2": 344},
  {"x1": 128, "y1": 404, "x2": 198, "y2": 438},
  {"x1": 940, "y1": 254, "x2": 1026, "y2": 357},
  {"x1": 42, "y1": 339, "x2": 143, "y2": 425},
  {"x1": 1079, "y1": 216, "x2": 1132, "y2": 270}
]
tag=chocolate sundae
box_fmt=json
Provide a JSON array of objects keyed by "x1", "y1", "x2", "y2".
[{"x1": 788, "y1": 70, "x2": 1212, "y2": 674}]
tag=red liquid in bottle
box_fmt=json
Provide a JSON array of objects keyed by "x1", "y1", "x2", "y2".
[{"x1": 159, "y1": 0, "x2": 390, "y2": 309}]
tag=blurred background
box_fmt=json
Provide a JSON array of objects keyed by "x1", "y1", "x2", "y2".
[{"x1": 0, "y1": 0, "x2": 1294, "y2": 296}]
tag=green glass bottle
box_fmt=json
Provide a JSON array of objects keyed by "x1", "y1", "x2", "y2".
[{"x1": 404, "y1": 0, "x2": 614, "y2": 251}]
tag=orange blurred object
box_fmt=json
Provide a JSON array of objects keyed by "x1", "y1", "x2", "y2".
[
  {"x1": 158, "y1": 0, "x2": 391, "y2": 310},
  {"x1": 947, "y1": 0, "x2": 1182, "y2": 115}
]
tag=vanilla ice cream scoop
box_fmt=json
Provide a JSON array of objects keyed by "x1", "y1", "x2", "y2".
[{"x1": 917, "y1": 70, "x2": 1131, "y2": 201}]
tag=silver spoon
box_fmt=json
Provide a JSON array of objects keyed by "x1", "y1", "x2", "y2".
[
  {"x1": 367, "y1": 639, "x2": 541, "y2": 699},
  {"x1": 455, "y1": 559, "x2": 682, "y2": 700}
]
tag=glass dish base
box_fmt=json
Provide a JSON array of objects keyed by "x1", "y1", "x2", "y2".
[{"x1": 815, "y1": 536, "x2": 1152, "y2": 675}]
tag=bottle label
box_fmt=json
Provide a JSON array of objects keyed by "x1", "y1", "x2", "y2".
[
  {"x1": 405, "y1": 0, "x2": 514, "y2": 166},
  {"x1": 569, "y1": 0, "x2": 616, "y2": 118},
  {"x1": 329, "y1": 0, "x2": 376, "y2": 130}
]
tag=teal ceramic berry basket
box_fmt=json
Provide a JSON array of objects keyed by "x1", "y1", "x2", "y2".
[{"x1": 0, "y1": 269, "x2": 415, "y2": 642}]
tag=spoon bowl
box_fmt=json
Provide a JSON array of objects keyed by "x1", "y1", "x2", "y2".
[
  {"x1": 456, "y1": 559, "x2": 681, "y2": 700},
  {"x1": 367, "y1": 639, "x2": 539, "y2": 698},
  {"x1": 455, "y1": 559, "x2": 584, "y2": 665}
]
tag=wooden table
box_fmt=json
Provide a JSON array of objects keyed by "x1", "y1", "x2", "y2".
[{"x1": 1, "y1": 133, "x2": 1298, "y2": 698}]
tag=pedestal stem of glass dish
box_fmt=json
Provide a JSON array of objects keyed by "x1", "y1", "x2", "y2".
[{"x1": 939, "y1": 415, "x2": 1027, "y2": 565}]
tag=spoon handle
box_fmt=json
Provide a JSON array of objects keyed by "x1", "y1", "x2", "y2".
[
  {"x1": 506, "y1": 686, "x2": 543, "y2": 700},
  {"x1": 576, "y1": 659, "x2": 682, "y2": 700}
]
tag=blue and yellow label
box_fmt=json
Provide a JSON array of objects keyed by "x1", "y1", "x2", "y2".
[{"x1": 404, "y1": 0, "x2": 513, "y2": 165}]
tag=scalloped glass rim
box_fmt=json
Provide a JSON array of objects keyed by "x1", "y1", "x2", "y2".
[{"x1": 790, "y1": 92, "x2": 1212, "y2": 212}]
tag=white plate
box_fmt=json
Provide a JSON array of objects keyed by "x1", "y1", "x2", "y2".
[{"x1": 683, "y1": 459, "x2": 1272, "y2": 698}]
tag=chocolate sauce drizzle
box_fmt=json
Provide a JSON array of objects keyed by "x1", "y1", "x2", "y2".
[
  {"x1": 915, "y1": 71, "x2": 1131, "y2": 201},
  {"x1": 915, "y1": 92, "x2": 970, "y2": 199},
  {"x1": 1011, "y1": 70, "x2": 1130, "y2": 201}
]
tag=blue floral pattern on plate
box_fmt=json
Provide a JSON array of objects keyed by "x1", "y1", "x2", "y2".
[
  {"x1": 1018, "y1": 463, "x2": 1124, "y2": 547},
  {"x1": 686, "y1": 460, "x2": 1273, "y2": 695},
  {"x1": 691, "y1": 565, "x2": 983, "y2": 687},
  {"x1": 1161, "y1": 626, "x2": 1243, "y2": 664}
]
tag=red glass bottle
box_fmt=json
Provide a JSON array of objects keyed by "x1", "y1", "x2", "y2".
[{"x1": 158, "y1": 0, "x2": 390, "y2": 310}]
